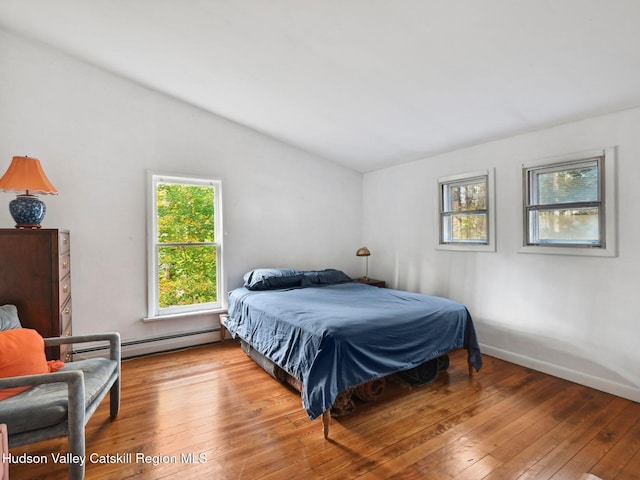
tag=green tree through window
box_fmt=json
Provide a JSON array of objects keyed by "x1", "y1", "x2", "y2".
[
  {"x1": 149, "y1": 175, "x2": 222, "y2": 317},
  {"x1": 440, "y1": 176, "x2": 489, "y2": 244}
]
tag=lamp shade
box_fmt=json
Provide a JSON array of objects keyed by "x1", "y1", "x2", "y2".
[{"x1": 0, "y1": 156, "x2": 58, "y2": 195}]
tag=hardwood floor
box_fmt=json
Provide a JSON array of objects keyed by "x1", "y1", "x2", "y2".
[{"x1": 7, "y1": 341, "x2": 640, "y2": 479}]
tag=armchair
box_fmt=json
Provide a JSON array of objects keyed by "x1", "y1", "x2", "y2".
[{"x1": 0, "y1": 332, "x2": 121, "y2": 480}]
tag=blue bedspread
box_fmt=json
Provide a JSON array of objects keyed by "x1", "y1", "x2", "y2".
[{"x1": 226, "y1": 282, "x2": 482, "y2": 420}]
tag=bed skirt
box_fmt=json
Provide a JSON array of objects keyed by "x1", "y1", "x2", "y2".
[{"x1": 239, "y1": 339, "x2": 448, "y2": 417}]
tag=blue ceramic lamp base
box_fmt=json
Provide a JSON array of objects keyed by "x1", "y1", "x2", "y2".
[{"x1": 9, "y1": 194, "x2": 46, "y2": 229}]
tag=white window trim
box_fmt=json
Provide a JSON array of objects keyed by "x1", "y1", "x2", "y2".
[
  {"x1": 436, "y1": 168, "x2": 496, "y2": 252},
  {"x1": 146, "y1": 172, "x2": 225, "y2": 320},
  {"x1": 518, "y1": 147, "x2": 617, "y2": 257}
]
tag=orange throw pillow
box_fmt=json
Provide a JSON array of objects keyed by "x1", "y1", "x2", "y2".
[{"x1": 0, "y1": 329, "x2": 50, "y2": 400}]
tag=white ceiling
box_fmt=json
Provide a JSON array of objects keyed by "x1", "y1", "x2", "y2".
[{"x1": 2, "y1": 1, "x2": 640, "y2": 173}]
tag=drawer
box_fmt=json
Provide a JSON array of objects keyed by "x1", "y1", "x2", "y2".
[
  {"x1": 60, "y1": 303, "x2": 72, "y2": 362},
  {"x1": 61, "y1": 320, "x2": 72, "y2": 338},
  {"x1": 59, "y1": 272, "x2": 71, "y2": 306},
  {"x1": 59, "y1": 253, "x2": 71, "y2": 277},
  {"x1": 61, "y1": 297, "x2": 72, "y2": 333},
  {"x1": 59, "y1": 231, "x2": 70, "y2": 255}
]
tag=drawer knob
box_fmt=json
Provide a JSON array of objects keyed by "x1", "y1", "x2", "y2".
[
  {"x1": 62, "y1": 261, "x2": 69, "y2": 269},
  {"x1": 64, "y1": 307, "x2": 71, "y2": 315},
  {"x1": 63, "y1": 284, "x2": 69, "y2": 293}
]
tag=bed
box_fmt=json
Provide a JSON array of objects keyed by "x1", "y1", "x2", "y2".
[{"x1": 223, "y1": 268, "x2": 482, "y2": 438}]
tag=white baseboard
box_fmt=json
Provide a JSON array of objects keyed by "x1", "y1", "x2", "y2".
[
  {"x1": 75, "y1": 335, "x2": 640, "y2": 404},
  {"x1": 481, "y1": 344, "x2": 640, "y2": 403},
  {"x1": 73, "y1": 329, "x2": 223, "y2": 360}
]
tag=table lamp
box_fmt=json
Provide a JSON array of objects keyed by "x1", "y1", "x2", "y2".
[
  {"x1": 0, "y1": 156, "x2": 58, "y2": 228},
  {"x1": 356, "y1": 246, "x2": 371, "y2": 280}
]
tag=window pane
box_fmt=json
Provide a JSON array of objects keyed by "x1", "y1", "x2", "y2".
[
  {"x1": 157, "y1": 183, "x2": 215, "y2": 243},
  {"x1": 443, "y1": 213, "x2": 487, "y2": 242},
  {"x1": 535, "y1": 163, "x2": 598, "y2": 205},
  {"x1": 529, "y1": 207, "x2": 600, "y2": 244},
  {"x1": 158, "y1": 245, "x2": 217, "y2": 308},
  {"x1": 448, "y1": 181, "x2": 486, "y2": 211}
]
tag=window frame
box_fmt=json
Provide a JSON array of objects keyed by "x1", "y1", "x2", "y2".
[
  {"x1": 146, "y1": 172, "x2": 225, "y2": 320},
  {"x1": 437, "y1": 169, "x2": 496, "y2": 252},
  {"x1": 519, "y1": 147, "x2": 617, "y2": 257}
]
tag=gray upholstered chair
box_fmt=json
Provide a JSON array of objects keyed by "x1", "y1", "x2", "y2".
[{"x1": 0, "y1": 305, "x2": 121, "y2": 480}]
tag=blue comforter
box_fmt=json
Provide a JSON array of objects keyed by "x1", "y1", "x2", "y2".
[{"x1": 226, "y1": 282, "x2": 482, "y2": 420}]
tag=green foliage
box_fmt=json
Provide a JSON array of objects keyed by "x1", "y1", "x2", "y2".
[
  {"x1": 448, "y1": 180, "x2": 487, "y2": 242},
  {"x1": 157, "y1": 184, "x2": 215, "y2": 242},
  {"x1": 156, "y1": 183, "x2": 217, "y2": 308},
  {"x1": 452, "y1": 214, "x2": 486, "y2": 241},
  {"x1": 158, "y1": 246, "x2": 217, "y2": 307}
]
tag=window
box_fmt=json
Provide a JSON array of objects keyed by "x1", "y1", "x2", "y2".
[
  {"x1": 147, "y1": 174, "x2": 223, "y2": 319},
  {"x1": 438, "y1": 169, "x2": 495, "y2": 252},
  {"x1": 520, "y1": 147, "x2": 616, "y2": 257}
]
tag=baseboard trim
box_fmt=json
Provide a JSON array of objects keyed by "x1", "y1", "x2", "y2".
[
  {"x1": 481, "y1": 344, "x2": 640, "y2": 403},
  {"x1": 73, "y1": 328, "x2": 224, "y2": 360}
]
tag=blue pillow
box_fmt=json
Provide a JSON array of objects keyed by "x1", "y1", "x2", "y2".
[
  {"x1": 0, "y1": 305, "x2": 21, "y2": 331},
  {"x1": 301, "y1": 269, "x2": 351, "y2": 286},
  {"x1": 243, "y1": 268, "x2": 305, "y2": 291}
]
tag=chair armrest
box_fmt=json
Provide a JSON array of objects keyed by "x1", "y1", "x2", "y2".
[
  {"x1": 0, "y1": 369, "x2": 87, "y2": 458},
  {"x1": 0, "y1": 369, "x2": 83, "y2": 390},
  {"x1": 44, "y1": 332, "x2": 121, "y2": 362}
]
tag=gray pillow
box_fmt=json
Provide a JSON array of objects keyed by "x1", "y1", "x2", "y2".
[{"x1": 0, "y1": 304, "x2": 22, "y2": 331}]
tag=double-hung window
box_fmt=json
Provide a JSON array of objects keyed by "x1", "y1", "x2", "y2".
[
  {"x1": 525, "y1": 158, "x2": 601, "y2": 246},
  {"x1": 438, "y1": 169, "x2": 495, "y2": 252},
  {"x1": 147, "y1": 174, "x2": 223, "y2": 319},
  {"x1": 521, "y1": 147, "x2": 616, "y2": 257}
]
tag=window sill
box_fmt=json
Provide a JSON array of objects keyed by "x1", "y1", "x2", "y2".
[
  {"x1": 518, "y1": 244, "x2": 616, "y2": 257},
  {"x1": 142, "y1": 307, "x2": 228, "y2": 323},
  {"x1": 437, "y1": 243, "x2": 495, "y2": 252}
]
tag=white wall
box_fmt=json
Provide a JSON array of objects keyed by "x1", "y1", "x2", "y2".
[
  {"x1": 0, "y1": 30, "x2": 363, "y2": 352},
  {"x1": 363, "y1": 107, "x2": 640, "y2": 402},
  {"x1": 3, "y1": 28, "x2": 638, "y2": 403}
]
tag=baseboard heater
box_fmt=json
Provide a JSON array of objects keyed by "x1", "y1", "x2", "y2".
[{"x1": 72, "y1": 328, "x2": 223, "y2": 360}]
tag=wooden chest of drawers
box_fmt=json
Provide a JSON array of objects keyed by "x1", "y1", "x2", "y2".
[{"x1": 0, "y1": 229, "x2": 72, "y2": 360}]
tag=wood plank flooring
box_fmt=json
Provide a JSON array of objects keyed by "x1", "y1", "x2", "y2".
[{"x1": 6, "y1": 341, "x2": 640, "y2": 479}]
